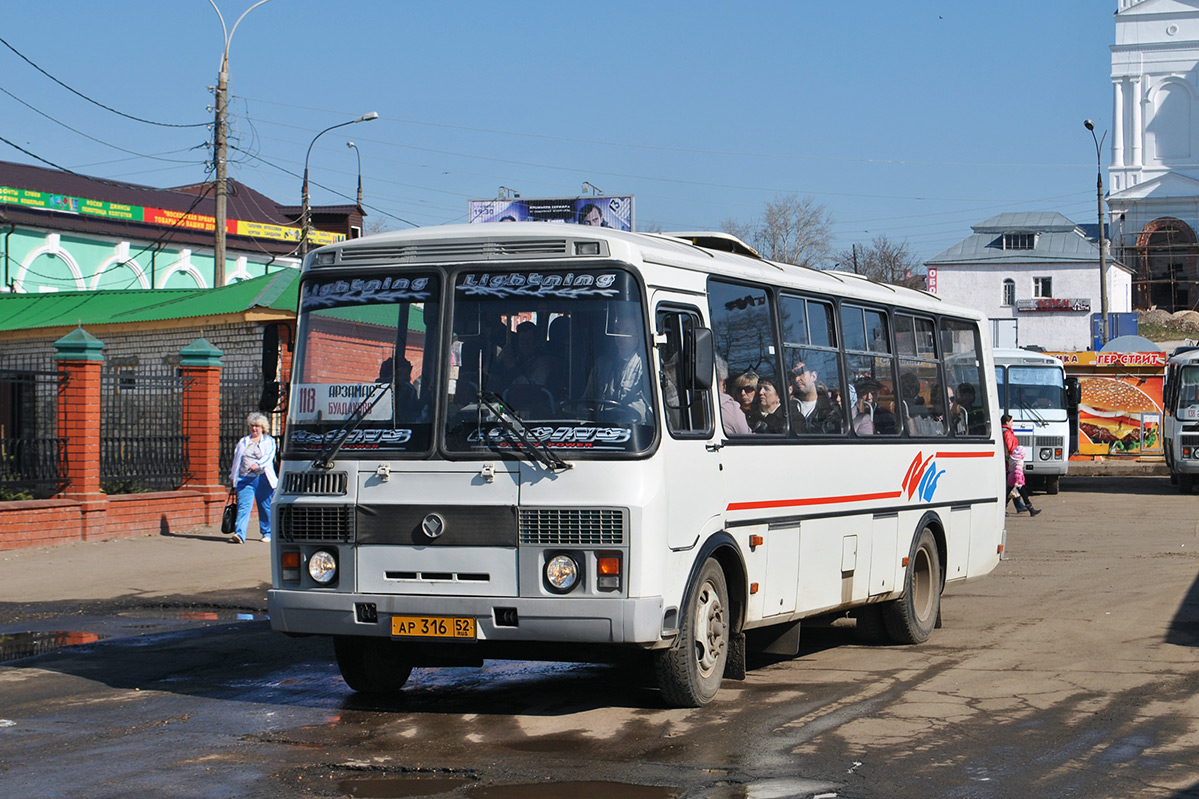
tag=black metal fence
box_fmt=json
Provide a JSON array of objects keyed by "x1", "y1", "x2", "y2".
[
  {"x1": 0, "y1": 355, "x2": 66, "y2": 499},
  {"x1": 100, "y1": 365, "x2": 191, "y2": 493},
  {"x1": 221, "y1": 365, "x2": 267, "y2": 487}
]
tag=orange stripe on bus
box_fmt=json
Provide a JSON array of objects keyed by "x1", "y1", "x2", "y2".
[
  {"x1": 728, "y1": 491, "x2": 904, "y2": 511},
  {"x1": 933, "y1": 450, "x2": 995, "y2": 458}
]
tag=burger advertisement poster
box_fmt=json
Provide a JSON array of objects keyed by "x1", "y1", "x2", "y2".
[{"x1": 1077, "y1": 376, "x2": 1163, "y2": 455}]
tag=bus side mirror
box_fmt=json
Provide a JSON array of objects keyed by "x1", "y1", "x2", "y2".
[
  {"x1": 684, "y1": 326, "x2": 714, "y2": 391},
  {"x1": 1065, "y1": 377, "x2": 1081, "y2": 408}
]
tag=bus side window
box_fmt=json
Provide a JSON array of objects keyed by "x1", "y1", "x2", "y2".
[
  {"x1": 940, "y1": 318, "x2": 991, "y2": 437},
  {"x1": 656, "y1": 308, "x2": 713, "y2": 437}
]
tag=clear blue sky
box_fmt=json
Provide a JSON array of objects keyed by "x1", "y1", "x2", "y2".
[{"x1": 0, "y1": 1, "x2": 1115, "y2": 265}]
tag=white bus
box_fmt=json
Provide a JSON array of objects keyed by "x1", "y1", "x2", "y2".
[
  {"x1": 992, "y1": 348, "x2": 1071, "y2": 494},
  {"x1": 1163, "y1": 347, "x2": 1199, "y2": 493},
  {"x1": 268, "y1": 223, "x2": 1005, "y2": 707}
]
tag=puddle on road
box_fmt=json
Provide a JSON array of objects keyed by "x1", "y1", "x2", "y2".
[
  {"x1": 332, "y1": 778, "x2": 678, "y2": 799},
  {"x1": 0, "y1": 611, "x2": 265, "y2": 665},
  {"x1": 338, "y1": 775, "x2": 473, "y2": 797},
  {"x1": 0, "y1": 630, "x2": 107, "y2": 664},
  {"x1": 470, "y1": 783, "x2": 678, "y2": 798},
  {"x1": 116, "y1": 609, "x2": 265, "y2": 622}
]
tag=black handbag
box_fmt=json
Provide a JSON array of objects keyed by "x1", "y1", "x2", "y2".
[{"x1": 220, "y1": 491, "x2": 238, "y2": 534}]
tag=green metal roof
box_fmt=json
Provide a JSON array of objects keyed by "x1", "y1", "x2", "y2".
[{"x1": 0, "y1": 269, "x2": 299, "y2": 332}]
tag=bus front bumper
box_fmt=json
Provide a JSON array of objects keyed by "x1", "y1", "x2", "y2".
[{"x1": 268, "y1": 588, "x2": 667, "y2": 646}]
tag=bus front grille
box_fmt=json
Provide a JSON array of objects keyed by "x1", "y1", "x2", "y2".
[
  {"x1": 279, "y1": 505, "x2": 355, "y2": 543},
  {"x1": 1034, "y1": 436, "x2": 1064, "y2": 448},
  {"x1": 282, "y1": 470, "x2": 348, "y2": 495},
  {"x1": 518, "y1": 508, "x2": 626, "y2": 546}
]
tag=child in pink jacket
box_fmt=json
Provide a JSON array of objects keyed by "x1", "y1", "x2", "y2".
[{"x1": 1007, "y1": 444, "x2": 1041, "y2": 517}]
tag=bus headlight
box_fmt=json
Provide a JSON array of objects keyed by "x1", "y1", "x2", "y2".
[
  {"x1": 1039, "y1": 448, "x2": 1051, "y2": 461},
  {"x1": 544, "y1": 553, "x2": 580, "y2": 593},
  {"x1": 307, "y1": 550, "x2": 338, "y2": 584}
]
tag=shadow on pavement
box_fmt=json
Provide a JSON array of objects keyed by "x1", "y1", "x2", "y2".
[
  {"x1": 1060, "y1": 475, "x2": 1177, "y2": 496},
  {"x1": 1168, "y1": 572, "x2": 1199, "y2": 649}
]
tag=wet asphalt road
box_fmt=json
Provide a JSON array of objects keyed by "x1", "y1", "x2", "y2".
[{"x1": 1, "y1": 476, "x2": 1197, "y2": 799}]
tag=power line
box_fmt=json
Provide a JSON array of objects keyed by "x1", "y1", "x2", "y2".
[
  {"x1": 230, "y1": 144, "x2": 421, "y2": 228},
  {"x1": 0, "y1": 134, "x2": 204, "y2": 194},
  {"x1": 0, "y1": 33, "x2": 208, "y2": 129},
  {"x1": 241, "y1": 97, "x2": 1094, "y2": 170},
  {"x1": 0, "y1": 86, "x2": 206, "y2": 165}
]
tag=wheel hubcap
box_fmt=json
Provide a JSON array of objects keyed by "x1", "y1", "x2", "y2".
[{"x1": 693, "y1": 580, "x2": 726, "y2": 675}]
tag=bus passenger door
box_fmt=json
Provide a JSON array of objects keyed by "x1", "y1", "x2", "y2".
[{"x1": 655, "y1": 302, "x2": 725, "y2": 550}]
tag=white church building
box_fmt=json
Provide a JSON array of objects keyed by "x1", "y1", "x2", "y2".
[
  {"x1": 928, "y1": 0, "x2": 1199, "y2": 349},
  {"x1": 1109, "y1": 0, "x2": 1199, "y2": 311}
]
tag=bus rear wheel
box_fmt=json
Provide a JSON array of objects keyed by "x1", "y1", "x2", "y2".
[
  {"x1": 881, "y1": 527, "x2": 942, "y2": 644},
  {"x1": 655, "y1": 559, "x2": 729, "y2": 707},
  {"x1": 333, "y1": 635, "x2": 414, "y2": 694}
]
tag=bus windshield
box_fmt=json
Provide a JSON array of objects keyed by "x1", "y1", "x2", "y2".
[
  {"x1": 288, "y1": 272, "x2": 441, "y2": 456},
  {"x1": 998, "y1": 365, "x2": 1066, "y2": 414},
  {"x1": 1175, "y1": 365, "x2": 1199, "y2": 417},
  {"x1": 445, "y1": 266, "x2": 656, "y2": 456}
]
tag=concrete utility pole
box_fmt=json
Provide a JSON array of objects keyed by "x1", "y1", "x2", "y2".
[
  {"x1": 211, "y1": 0, "x2": 272, "y2": 288},
  {"x1": 1085, "y1": 119, "x2": 1111, "y2": 348}
]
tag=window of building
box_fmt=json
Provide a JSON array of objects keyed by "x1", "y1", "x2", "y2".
[
  {"x1": 1002, "y1": 278, "x2": 1015, "y2": 306},
  {"x1": 1033, "y1": 277, "x2": 1052, "y2": 298},
  {"x1": 1003, "y1": 232, "x2": 1036, "y2": 250}
]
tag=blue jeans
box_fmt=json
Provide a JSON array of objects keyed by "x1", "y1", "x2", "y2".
[{"x1": 235, "y1": 473, "x2": 273, "y2": 541}]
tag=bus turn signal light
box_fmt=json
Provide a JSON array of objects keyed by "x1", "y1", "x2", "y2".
[
  {"x1": 596, "y1": 555, "x2": 621, "y2": 590},
  {"x1": 281, "y1": 550, "x2": 301, "y2": 582}
]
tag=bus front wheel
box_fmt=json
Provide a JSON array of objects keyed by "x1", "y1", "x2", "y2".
[
  {"x1": 1044, "y1": 475, "x2": 1060, "y2": 495},
  {"x1": 1180, "y1": 474, "x2": 1194, "y2": 495},
  {"x1": 334, "y1": 635, "x2": 414, "y2": 694},
  {"x1": 881, "y1": 527, "x2": 942, "y2": 644},
  {"x1": 655, "y1": 559, "x2": 729, "y2": 707}
]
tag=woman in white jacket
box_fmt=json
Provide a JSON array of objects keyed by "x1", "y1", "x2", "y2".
[{"x1": 229, "y1": 412, "x2": 278, "y2": 543}]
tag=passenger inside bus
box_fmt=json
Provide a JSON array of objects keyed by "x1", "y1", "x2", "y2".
[
  {"x1": 930, "y1": 383, "x2": 966, "y2": 435},
  {"x1": 747, "y1": 378, "x2": 787, "y2": 433},
  {"x1": 956, "y1": 382, "x2": 987, "y2": 435},
  {"x1": 583, "y1": 315, "x2": 650, "y2": 423},
  {"x1": 716, "y1": 355, "x2": 751, "y2": 436},
  {"x1": 852, "y1": 377, "x2": 881, "y2": 435},
  {"x1": 788, "y1": 359, "x2": 842, "y2": 434},
  {"x1": 496, "y1": 322, "x2": 563, "y2": 415},
  {"x1": 901, "y1": 371, "x2": 944, "y2": 436},
  {"x1": 732, "y1": 370, "x2": 759, "y2": 416}
]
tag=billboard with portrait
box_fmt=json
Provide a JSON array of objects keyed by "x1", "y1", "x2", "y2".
[{"x1": 468, "y1": 195, "x2": 634, "y2": 231}]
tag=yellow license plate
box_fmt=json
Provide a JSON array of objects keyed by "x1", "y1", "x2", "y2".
[{"x1": 391, "y1": 615, "x2": 477, "y2": 639}]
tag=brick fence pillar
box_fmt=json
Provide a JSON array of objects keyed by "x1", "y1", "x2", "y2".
[
  {"x1": 178, "y1": 338, "x2": 225, "y2": 524},
  {"x1": 54, "y1": 328, "x2": 106, "y2": 538}
]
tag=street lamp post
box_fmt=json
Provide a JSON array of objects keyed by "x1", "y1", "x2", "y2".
[
  {"x1": 346, "y1": 141, "x2": 363, "y2": 207},
  {"x1": 1085, "y1": 119, "x2": 1110, "y2": 348},
  {"x1": 300, "y1": 112, "x2": 378, "y2": 258},
  {"x1": 210, "y1": 0, "x2": 272, "y2": 288}
]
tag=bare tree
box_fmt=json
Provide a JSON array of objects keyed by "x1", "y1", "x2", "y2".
[
  {"x1": 365, "y1": 215, "x2": 391, "y2": 236},
  {"x1": 833, "y1": 234, "x2": 925, "y2": 290},
  {"x1": 721, "y1": 194, "x2": 833, "y2": 268}
]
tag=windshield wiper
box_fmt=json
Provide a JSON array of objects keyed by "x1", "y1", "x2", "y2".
[
  {"x1": 313, "y1": 381, "x2": 391, "y2": 469},
  {"x1": 476, "y1": 391, "x2": 571, "y2": 473},
  {"x1": 1018, "y1": 396, "x2": 1047, "y2": 427}
]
